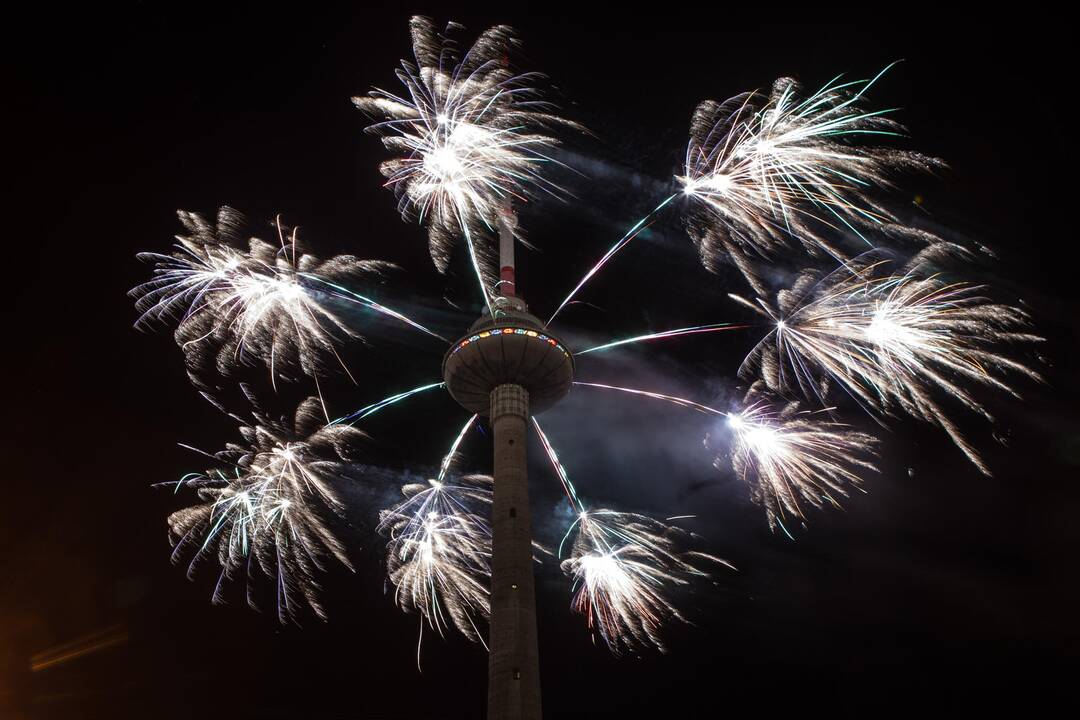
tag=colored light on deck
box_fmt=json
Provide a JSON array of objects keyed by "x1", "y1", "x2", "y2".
[{"x1": 451, "y1": 326, "x2": 569, "y2": 357}]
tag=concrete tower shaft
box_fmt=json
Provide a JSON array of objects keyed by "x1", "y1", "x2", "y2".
[
  {"x1": 487, "y1": 384, "x2": 541, "y2": 720},
  {"x1": 442, "y1": 299, "x2": 571, "y2": 720}
]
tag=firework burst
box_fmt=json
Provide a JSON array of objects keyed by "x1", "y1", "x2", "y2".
[
  {"x1": 680, "y1": 69, "x2": 944, "y2": 293},
  {"x1": 714, "y1": 384, "x2": 879, "y2": 535},
  {"x1": 734, "y1": 248, "x2": 1043, "y2": 473},
  {"x1": 560, "y1": 509, "x2": 732, "y2": 654},
  {"x1": 354, "y1": 16, "x2": 581, "y2": 306},
  {"x1": 533, "y1": 417, "x2": 732, "y2": 652},
  {"x1": 574, "y1": 380, "x2": 879, "y2": 531},
  {"x1": 379, "y1": 474, "x2": 493, "y2": 648},
  {"x1": 131, "y1": 207, "x2": 443, "y2": 391},
  {"x1": 377, "y1": 415, "x2": 493, "y2": 654},
  {"x1": 166, "y1": 395, "x2": 366, "y2": 621}
]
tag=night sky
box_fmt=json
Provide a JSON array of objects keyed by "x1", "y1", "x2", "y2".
[{"x1": 5, "y1": 5, "x2": 1078, "y2": 718}]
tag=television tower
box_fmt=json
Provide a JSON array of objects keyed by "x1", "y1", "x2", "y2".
[{"x1": 443, "y1": 209, "x2": 573, "y2": 720}]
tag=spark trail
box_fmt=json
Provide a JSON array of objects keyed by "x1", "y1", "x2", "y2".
[
  {"x1": 300, "y1": 273, "x2": 448, "y2": 343},
  {"x1": 572, "y1": 381, "x2": 725, "y2": 417},
  {"x1": 547, "y1": 194, "x2": 677, "y2": 324},
  {"x1": 575, "y1": 322, "x2": 747, "y2": 355},
  {"x1": 531, "y1": 417, "x2": 585, "y2": 512},
  {"x1": 437, "y1": 414, "x2": 478, "y2": 483},
  {"x1": 332, "y1": 382, "x2": 446, "y2": 425}
]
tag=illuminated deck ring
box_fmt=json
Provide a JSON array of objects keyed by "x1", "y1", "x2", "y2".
[
  {"x1": 443, "y1": 318, "x2": 574, "y2": 416},
  {"x1": 450, "y1": 327, "x2": 570, "y2": 358}
]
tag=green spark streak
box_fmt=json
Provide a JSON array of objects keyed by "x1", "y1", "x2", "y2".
[
  {"x1": 437, "y1": 414, "x2": 478, "y2": 483},
  {"x1": 332, "y1": 382, "x2": 445, "y2": 425},
  {"x1": 547, "y1": 193, "x2": 678, "y2": 325},
  {"x1": 459, "y1": 218, "x2": 495, "y2": 318},
  {"x1": 572, "y1": 381, "x2": 726, "y2": 417},
  {"x1": 575, "y1": 322, "x2": 747, "y2": 355},
  {"x1": 531, "y1": 417, "x2": 585, "y2": 513},
  {"x1": 557, "y1": 514, "x2": 584, "y2": 559}
]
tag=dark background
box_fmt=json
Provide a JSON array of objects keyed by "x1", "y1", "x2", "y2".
[{"x1": 5, "y1": 4, "x2": 1078, "y2": 718}]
